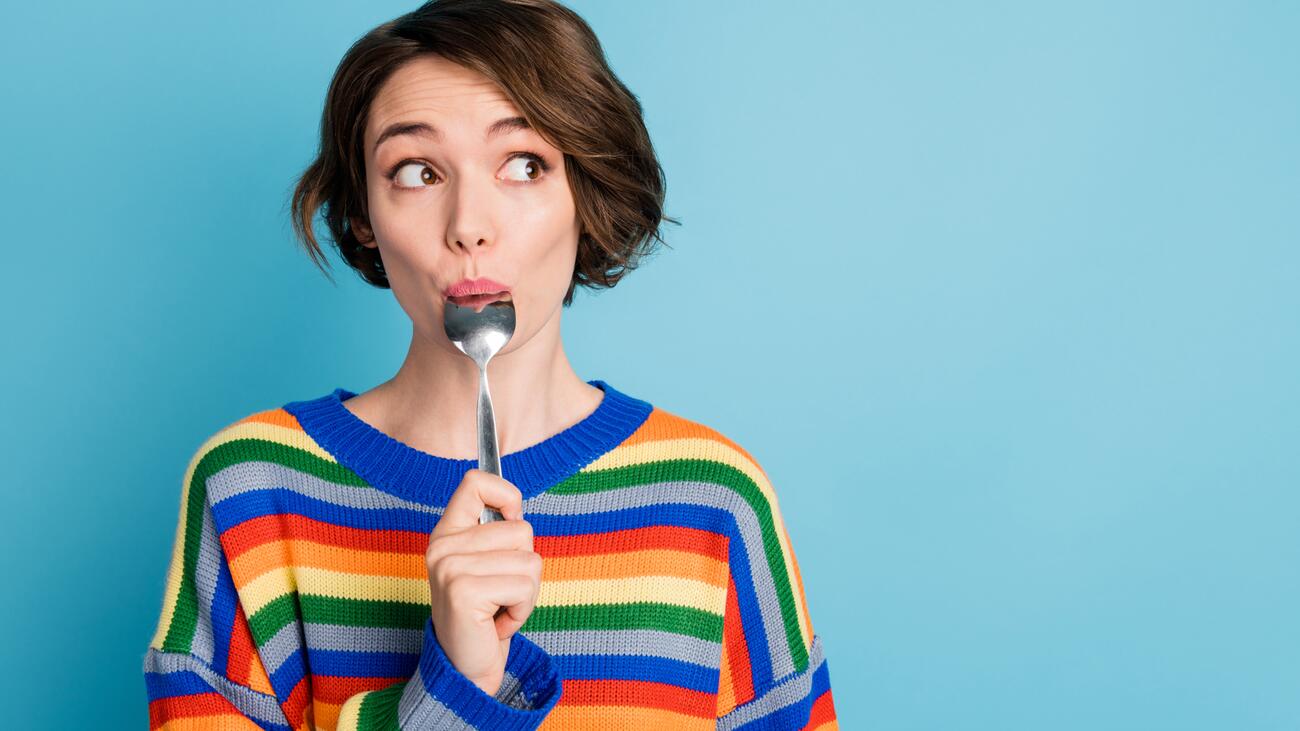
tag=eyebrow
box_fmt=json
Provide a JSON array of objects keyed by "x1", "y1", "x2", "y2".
[{"x1": 372, "y1": 116, "x2": 532, "y2": 155}]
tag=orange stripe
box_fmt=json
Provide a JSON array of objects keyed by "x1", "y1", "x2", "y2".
[
  {"x1": 545, "y1": 548, "x2": 727, "y2": 585},
  {"x1": 236, "y1": 407, "x2": 304, "y2": 430},
  {"x1": 229, "y1": 538, "x2": 426, "y2": 584},
  {"x1": 622, "y1": 408, "x2": 761, "y2": 465}
]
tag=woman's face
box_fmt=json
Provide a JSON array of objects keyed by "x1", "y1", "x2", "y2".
[{"x1": 354, "y1": 54, "x2": 579, "y2": 355}]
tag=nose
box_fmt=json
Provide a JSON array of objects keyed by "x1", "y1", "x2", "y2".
[{"x1": 445, "y1": 176, "x2": 494, "y2": 256}]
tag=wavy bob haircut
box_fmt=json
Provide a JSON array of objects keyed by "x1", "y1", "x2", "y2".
[{"x1": 289, "y1": 0, "x2": 677, "y2": 307}]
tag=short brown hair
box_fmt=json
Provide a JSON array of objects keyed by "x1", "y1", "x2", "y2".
[{"x1": 289, "y1": 0, "x2": 677, "y2": 306}]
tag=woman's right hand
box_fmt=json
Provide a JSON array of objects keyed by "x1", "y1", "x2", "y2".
[{"x1": 425, "y1": 468, "x2": 543, "y2": 696}]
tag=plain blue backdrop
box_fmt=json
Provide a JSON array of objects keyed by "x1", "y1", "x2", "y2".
[{"x1": 2, "y1": 1, "x2": 1297, "y2": 728}]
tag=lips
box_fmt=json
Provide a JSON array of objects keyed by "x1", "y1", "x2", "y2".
[{"x1": 448, "y1": 291, "x2": 511, "y2": 309}]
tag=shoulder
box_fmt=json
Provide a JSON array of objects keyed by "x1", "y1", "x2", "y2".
[
  {"x1": 609, "y1": 403, "x2": 784, "y2": 517},
  {"x1": 178, "y1": 403, "x2": 334, "y2": 502}
]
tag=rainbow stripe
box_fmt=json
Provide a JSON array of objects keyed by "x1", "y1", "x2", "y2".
[{"x1": 143, "y1": 380, "x2": 837, "y2": 729}]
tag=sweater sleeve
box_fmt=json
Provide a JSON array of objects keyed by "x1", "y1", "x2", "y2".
[
  {"x1": 144, "y1": 444, "x2": 562, "y2": 730},
  {"x1": 713, "y1": 458, "x2": 838, "y2": 729}
]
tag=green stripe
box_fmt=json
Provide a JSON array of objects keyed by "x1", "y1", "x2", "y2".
[
  {"x1": 355, "y1": 682, "x2": 403, "y2": 730},
  {"x1": 523, "y1": 601, "x2": 723, "y2": 642},
  {"x1": 160, "y1": 436, "x2": 370, "y2": 652},
  {"x1": 555, "y1": 458, "x2": 809, "y2": 670},
  {"x1": 250, "y1": 594, "x2": 430, "y2": 646}
]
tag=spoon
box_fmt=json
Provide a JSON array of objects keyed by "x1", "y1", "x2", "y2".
[{"x1": 443, "y1": 294, "x2": 516, "y2": 525}]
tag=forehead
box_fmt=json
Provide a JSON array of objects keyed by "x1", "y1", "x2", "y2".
[{"x1": 366, "y1": 55, "x2": 519, "y2": 145}]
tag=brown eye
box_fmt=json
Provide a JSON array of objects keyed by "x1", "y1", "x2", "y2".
[
  {"x1": 393, "y1": 162, "x2": 438, "y2": 188},
  {"x1": 502, "y1": 154, "x2": 548, "y2": 182}
]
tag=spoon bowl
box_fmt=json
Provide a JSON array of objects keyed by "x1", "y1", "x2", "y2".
[{"x1": 443, "y1": 295, "x2": 516, "y2": 524}]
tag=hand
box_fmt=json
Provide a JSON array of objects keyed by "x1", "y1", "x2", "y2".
[{"x1": 425, "y1": 469, "x2": 543, "y2": 696}]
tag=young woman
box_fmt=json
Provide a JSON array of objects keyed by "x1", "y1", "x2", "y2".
[{"x1": 143, "y1": 1, "x2": 837, "y2": 728}]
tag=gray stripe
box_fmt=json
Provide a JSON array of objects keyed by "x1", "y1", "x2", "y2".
[
  {"x1": 144, "y1": 647, "x2": 290, "y2": 726},
  {"x1": 255, "y1": 611, "x2": 310, "y2": 685},
  {"x1": 188, "y1": 493, "x2": 226, "y2": 664},
  {"x1": 206, "y1": 460, "x2": 441, "y2": 514},
  {"x1": 527, "y1": 479, "x2": 796, "y2": 680},
  {"x1": 493, "y1": 669, "x2": 532, "y2": 709},
  {"x1": 397, "y1": 662, "x2": 476, "y2": 729},
  {"x1": 302, "y1": 622, "x2": 423, "y2": 654},
  {"x1": 716, "y1": 633, "x2": 828, "y2": 730},
  {"x1": 524, "y1": 628, "x2": 721, "y2": 670},
  {"x1": 290, "y1": 623, "x2": 717, "y2": 690}
]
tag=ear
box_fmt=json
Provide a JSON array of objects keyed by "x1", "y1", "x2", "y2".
[{"x1": 349, "y1": 216, "x2": 377, "y2": 247}]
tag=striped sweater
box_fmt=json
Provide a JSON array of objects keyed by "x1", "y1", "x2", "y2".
[{"x1": 143, "y1": 379, "x2": 837, "y2": 729}]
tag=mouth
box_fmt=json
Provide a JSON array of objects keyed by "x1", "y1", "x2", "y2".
[{"x1": 447, "y1": 291, "x2": 512, "y2": 310}]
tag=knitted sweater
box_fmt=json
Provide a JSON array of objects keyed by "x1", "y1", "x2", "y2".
[{"x1": 143, "y1": 379, "x2": 837, "y2": 730}]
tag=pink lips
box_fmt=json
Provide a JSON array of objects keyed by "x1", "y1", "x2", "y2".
[{"x1": 445, "y1": 277, "x2": 511, "y2": 310}]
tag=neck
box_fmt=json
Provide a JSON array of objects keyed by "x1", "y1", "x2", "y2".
[{"x1": 350, "y1": 309, "x2": 601, "y2": 459}]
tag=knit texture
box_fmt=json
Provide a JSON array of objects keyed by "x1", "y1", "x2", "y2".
[{"x1": 143, "y1": 379, "x2": 838, "y2": 729}]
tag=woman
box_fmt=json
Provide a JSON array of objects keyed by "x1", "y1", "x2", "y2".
[{"x1": 143, "y1": 1, "x2": 837, "y2": 728}]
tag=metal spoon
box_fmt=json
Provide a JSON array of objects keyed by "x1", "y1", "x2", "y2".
[{"x1": 443, "y1": 294, "x2": 516, "y2": 524}]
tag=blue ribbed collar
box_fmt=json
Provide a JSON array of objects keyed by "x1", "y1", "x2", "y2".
[{"x1": 282, "y1": 379, "x2": 653, "y2": 506}]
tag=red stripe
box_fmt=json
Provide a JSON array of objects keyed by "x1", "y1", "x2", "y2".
[
  {"x1": 560, "y1": 677, "x2": 715, "y2": 717},
  {"x1": 722, "y1": 568, "x2": 755, "y2": 705},
  {"x1": 222, "y1": 512, "x2": 428, "y2": 558},
  {"x1": 537, "y1": 525, "x2": 728, "y2": 561},
  {"x1": 148, "y1": 692, "x2": 248, "y2": 728},
  {"x1": 311, "y1": 673, "x2": 405, "y2": 705},
  {"x1": 225, "y1": 599, "x2": 257, "y2": 687},
  {"x1": 281, "y1": 676, "x2": 311, "y2": 730},
  {"x1": 802, "y1": 688, "x2": 838, "y2": 728}
]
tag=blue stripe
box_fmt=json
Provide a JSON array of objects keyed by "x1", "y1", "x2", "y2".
[
  {"x1": 730, "y1": 655, "x2": 832, "y2": 730},
  {"x1": 308, "y1": 647, "x2": 419, "y2": 677},
  {"x1": 529, "y1": 502, "x2": 776, "y2": 690},
  {"x1": 554, "y1": 653, "x2": 719, "y2": 693},
  {"x1": 144, "y1": 667, "x2": 295, "y2": 731},
  {"x1": 208, "y1": 549, "x2": 240, "y2": 676}
]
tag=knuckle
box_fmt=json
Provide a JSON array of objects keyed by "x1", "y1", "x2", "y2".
[
  {"x1": 432, "y1": 553, "x2": 459, "y2": 586},
  {"x1": 445, "y1": 572, "x2": 470, "y2": 602}
]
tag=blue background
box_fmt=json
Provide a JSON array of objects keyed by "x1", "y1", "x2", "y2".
[{"x1": 2, "y1": 1, "x2": 1297, "y2": 728}]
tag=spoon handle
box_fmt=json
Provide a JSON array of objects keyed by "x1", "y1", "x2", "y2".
[{"x1": 477, "y1": 365, "x2": 507, "y2": 524}]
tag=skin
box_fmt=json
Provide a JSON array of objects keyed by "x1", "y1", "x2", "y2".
[
  {"x1": 347, "y1": 53, "x2": 602, "y2": 457},
  {"x1": 344, "y1": 54, "x2": 603, "y2": 694}
]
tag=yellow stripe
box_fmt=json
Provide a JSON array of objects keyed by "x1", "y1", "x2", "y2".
[
  {"x1": 222, "y1": 419, "x2": 338, "y2": 464},
  {"x1": 148, "y1": 441, "x2": 210, "y2": 650},
  {"x1": 540, "y1": 575, "x2": 725, "y2": 613},
  {"x1": 334, "y1": 692, "x2": 365, "y2": 730},
  {"x1": 150, "y1": 415, "x2": 339, "y2": 645},
  {"x1": 587, "y1": 437, "x2": 813, "y2": 649},
  {"x1": 242, "y1": 565, "x2": 427, "y2": 613}
]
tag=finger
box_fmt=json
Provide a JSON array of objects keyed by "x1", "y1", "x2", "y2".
[
  {"x1": 438, "y1": 470, "x2": 524, "y2": 532},
  {"x1": 451, "y1": 574, "x2": 537, "y2": 621},
  {"x1": 427, "y1": 520, "x2": 535, "y2": 566},
  {"x1": 431, "y1": 550, "x2": 542, "y2": 584},
  {"x1": 494, "y1": 578, "x2": 539, "y2": 639}
]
